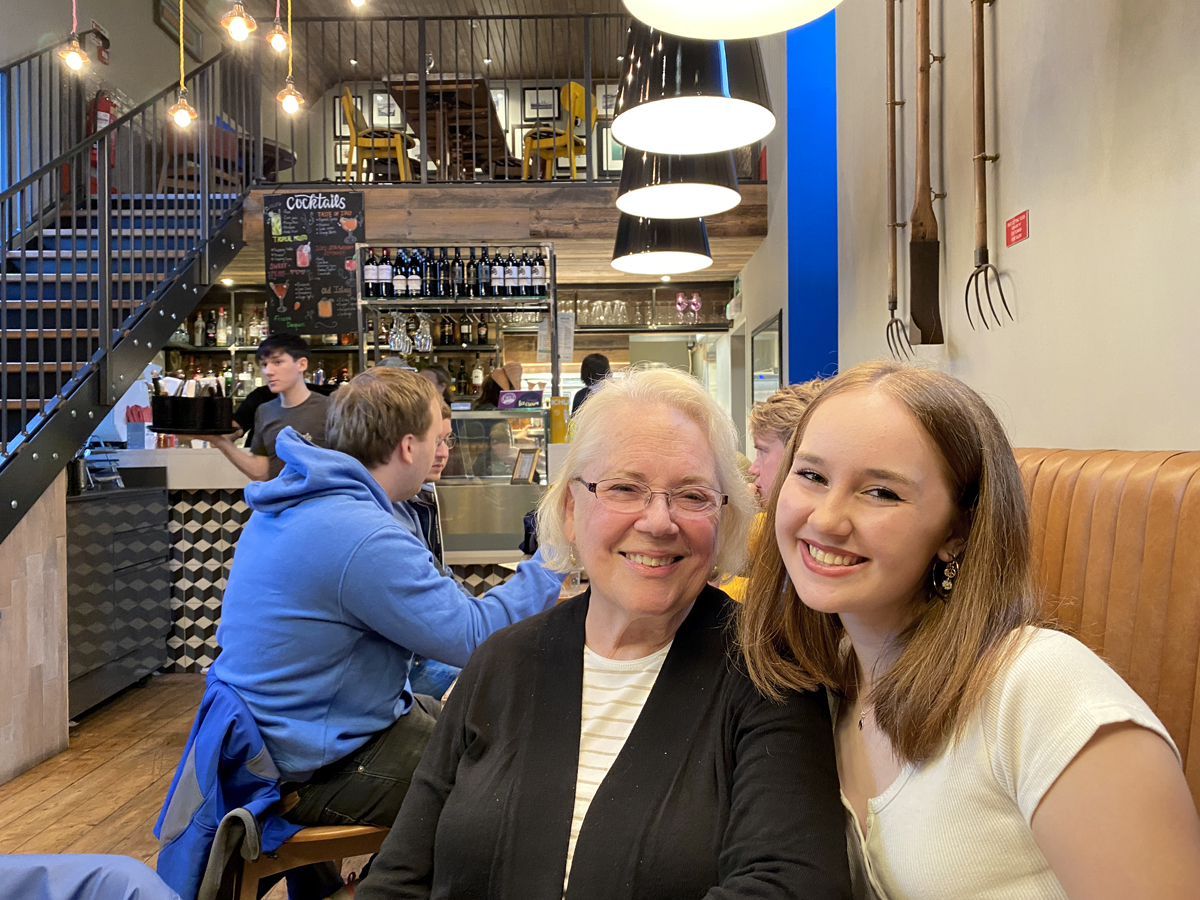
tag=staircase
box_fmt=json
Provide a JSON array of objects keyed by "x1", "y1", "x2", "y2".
[{"x1": 0, "y1": 48, "x2": 258, "y2": 543}]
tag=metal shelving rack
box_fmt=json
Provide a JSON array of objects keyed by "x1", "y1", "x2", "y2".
[{"x1": 354, "y1": 241, "x2": 561, "y2": 396}]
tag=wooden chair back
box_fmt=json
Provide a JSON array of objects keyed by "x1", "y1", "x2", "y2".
[{"x1": 236, "y1": 824, "x2": 388, "y2": 900}]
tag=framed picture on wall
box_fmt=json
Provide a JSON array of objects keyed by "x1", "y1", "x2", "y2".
[
  {"x1": 555, "y1": 152, "x2": 590, "y2": 176},
  {"x1": 154, "y1": 0, "x2": 204, "y2": 62},
  {"x1": 490, "y1": 87, "x2": 509, "y2": 133},
  {"x1": 370, "y1": 90, "x2": 403, "y2": 129},
  {"x1": 334, "y1": 142, "x2": 352, "y2": 170},
  {"x1": 522, "y1": 87, "x2": 559, "y2": 122},
  {"x1": 508, "y1": 124, "x2": 534, "y2": 160},
  {"x1": 334, "y1": 93, "x2": 363, "y2": 139},
  {"x1": 599, "y1": 126, "x2": 625, "y2": 176},
  {"x1": 594, "y1": 83, "x2": 620, "y2": 119}
]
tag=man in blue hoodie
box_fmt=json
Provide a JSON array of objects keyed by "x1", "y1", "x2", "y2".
[{"x1": 209, "y1": 367, "x2": 564, "y2": 828}]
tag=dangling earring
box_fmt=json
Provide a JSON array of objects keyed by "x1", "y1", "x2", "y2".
[
  {"x1": 568, "y1": 545, "x2": 579, "y2": 568},
  {"x1": 937, "y1": 556, "x2": 960, "y2": 596}
]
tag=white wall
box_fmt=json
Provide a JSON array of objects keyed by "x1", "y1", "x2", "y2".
[
  {"x1": 732, "y1": 32, "x2": 790, "y2": 451},
  {"x1": 836, "y1": 0, "x2": 1200, "y2": 450},
  {"x1": 1, "y1": 1, "x2": 222, "y2": 112}
]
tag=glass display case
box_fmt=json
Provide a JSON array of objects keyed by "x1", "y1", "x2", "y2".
[{"x1": 436, "y1": 409, "x2": 548, "y2": 553}]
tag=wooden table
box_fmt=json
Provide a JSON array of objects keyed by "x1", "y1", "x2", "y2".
[{"x1": 385, "y1": 75, "x2": 512, "y2": 180}]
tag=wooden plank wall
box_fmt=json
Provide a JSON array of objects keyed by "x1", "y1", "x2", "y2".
[{"x1": 0, "y1": 473, "x2": 69, "y2": 786}]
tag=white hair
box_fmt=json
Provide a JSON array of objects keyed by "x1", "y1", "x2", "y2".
[{"x1": 537, "y1": 366, "x2": 754, "y2": 578}]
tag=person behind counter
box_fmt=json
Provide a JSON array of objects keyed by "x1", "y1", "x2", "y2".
[
  {"x1": 356, "y1": 367, "x2": 852, "y2": 900},
  {"x1": 571, "y1": 352, "x2": 611, "y2": 415},
  {"x1": 208, "y1": 333, "x2": 329, "y2": 481},
  {"x1": 206, "y1": 367, "x2": 565, "y2": 840},
  {"x1": 738, "y1": 361, "x2": 1200, "y2": 899}
]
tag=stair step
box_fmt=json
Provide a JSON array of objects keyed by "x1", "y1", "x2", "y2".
[
  {"x1": 2, "y1": 361, "x2": 87, "y2": 372},
  {"x1": 8, "y1": 258, "x2": 184, "y2": 276},
  {"x1": 31, "y1": 236, "x2": 200, "y2": 252}
]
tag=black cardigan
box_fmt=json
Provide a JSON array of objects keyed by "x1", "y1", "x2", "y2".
[{"x1": 357, "y1": 586, "x2": 852, "y2": 900}]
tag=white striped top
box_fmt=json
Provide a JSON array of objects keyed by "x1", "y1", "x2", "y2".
[{"x1": 562, "y1": 641, "x2": 673, "y2": 893}]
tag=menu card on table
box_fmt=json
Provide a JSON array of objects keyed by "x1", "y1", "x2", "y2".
[{"x1": 263, "y1": 191, "x2": 365, "y2": 336}]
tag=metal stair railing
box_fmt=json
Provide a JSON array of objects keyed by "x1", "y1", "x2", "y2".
[{"x1": 0, "y1": 45, "x2": 260, "y2": 543}]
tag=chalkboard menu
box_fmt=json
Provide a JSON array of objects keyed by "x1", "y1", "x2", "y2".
[{"x1": 263, "y1": 191, "x2": 365, "y2": 335}]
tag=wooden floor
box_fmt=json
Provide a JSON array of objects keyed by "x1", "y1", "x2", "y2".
[{"x1": 0, "y1": 673, "x2": 205, "y2": 863}]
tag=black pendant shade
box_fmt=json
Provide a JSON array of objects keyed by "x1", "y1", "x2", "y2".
[
  {"x1": 611, "y1": 21, "x2": 775, "y2": 154},
  {"x1": 611, "y1": 213, "x2": 713, "y2": 275},
  {"x1": 616, "y1": 149, "x2": 741, "y2": 219}
]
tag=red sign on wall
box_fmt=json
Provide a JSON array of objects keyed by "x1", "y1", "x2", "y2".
[{"x1": 1006, "y1": 210, "x2": 1029, "y2": 247}]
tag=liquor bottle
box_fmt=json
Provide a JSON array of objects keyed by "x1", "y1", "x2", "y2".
[
  {"x1": 451, "y1": 247, "x2": 465, "y2": 299},
  {"x1": 407, "y1": 249, "x2": 423, "y2": 297},
  {"x1": 216, "y1": 307, "x2": 229, "y2": 347},
  {"x1": 466, "y1": 248, "x2": 479, "y2": 298},
  {"x1": 440, "y1": 316, "x2": 453, "y2": 346},
  {"x1": 471, "y1": 353, "x2": 484, "y2": 391},
  {"x1": 504, "y1": 249, "x2": 519, "y2": 299},
  {"x1": 191, "y1": 314, "x2": 204, "y2": 347},
  {"x1": 235, "y1": 313, "x2": 247, "y2": 346},
  {"x1": 422, "y1": 247, "x2": 436, "y2": 297},
  {"x1": 491, "y1": 248, "x2": 506, "y2": 297},
  {"x1": 205, "y1": 310, "x2": 217, "y2": 347},
  {"x1": 517, "y1": 248, "x2": 533, "y2": 297},
  {"x1": 438, "y1": 247, "x2": 451, "y2": 298},
  {"x1": 460, "y1": 316, "x2": 473, "y2": 345},
  {"x1": 532, "y1": 246, "x2": 547, "y2": 296},
  {"x1": 363, "y1": 248, "x2": 379, "y2": 298},
  {"x1": 477, "y1": 313, "x2": 489, "y2": 345},
  {"x1": 478, "y1": 246, "x2": 492, "y2": 297},
  {"x1": 452, "y1": 315, "x2": 462, "y2": 345},
  {"x1": 456, "y1": 359, "x2": 469, "y2": 395},
  {"x1": 222, "y1": 362, "x2": 234, "y2": 398},
  {"x1": 378, "y1": 248, "x2": 394, "y2": 298}
]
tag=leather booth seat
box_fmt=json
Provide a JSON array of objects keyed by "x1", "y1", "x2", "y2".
[{"x1": 1015, "y1": 449, "x2": 1200, "y2": 809}]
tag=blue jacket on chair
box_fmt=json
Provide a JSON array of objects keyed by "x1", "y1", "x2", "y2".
[{"x1": 154, "y1": 676, "x2": 302, "y2": 900}]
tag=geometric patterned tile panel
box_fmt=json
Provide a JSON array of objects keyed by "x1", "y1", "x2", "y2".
[{"x1": 450, "y1": 563, "x2": 518, "y2": 598}]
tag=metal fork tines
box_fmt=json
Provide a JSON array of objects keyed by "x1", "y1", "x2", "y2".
[
  {"x1": 964, "y1": 262, "x2": 1013, "y2": 330},
  {"x1": 886, "y1": 300, "x2": 914, "y2": 360}
]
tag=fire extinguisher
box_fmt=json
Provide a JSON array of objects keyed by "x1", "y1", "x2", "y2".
[{"x1": 87, "y1": 90, "x2": 118, "y2": 195}]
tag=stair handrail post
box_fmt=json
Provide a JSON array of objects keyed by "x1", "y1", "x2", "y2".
[{"x1": 97, "y1": 132, "x2": 113, "y2": 408}]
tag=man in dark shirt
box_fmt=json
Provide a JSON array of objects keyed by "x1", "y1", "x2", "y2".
[{"x1": 211, "y1": 333, "x2": 330, "y2": 480}]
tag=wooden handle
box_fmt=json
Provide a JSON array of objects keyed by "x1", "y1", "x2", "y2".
[
  {"x1": 972, "y1": 0, "x2": 989, "y2": 261},
  {"x1": 910, "y1": 0, "x2": 937, "y2": 241}
]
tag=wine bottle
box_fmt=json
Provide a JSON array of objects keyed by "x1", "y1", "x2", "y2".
[
  {"x1": 363, "y1": 248, "x2": 379, "y2": 298},
  {"x1": 392, "y1": 250, "x2": 407, "y2": 298},
  {"x1": 466, "y1": 248, "x2": 479, "y2": 297},
  {"x1": 205, "y1": 310, "x2": 217, "y2": 347},
  {"x1": 504, "y1": 249, "x2": 519, "y2": 299},
  {"x1": 422, "y1": 247, "x2": 436, "y2": 298},
  {"x1": 438, "y1": 247, "x2": 451, "y2": 298},
  {"x1": 491, "y1": 248, "x2": 506, "y2": 297},
  {"x1": 451, "y1": 247, "x2": 465, "y2": 299},
  {"x1": 378, "y1": 248, "x2": 394, "y2": 298},
  {"x1": 477, "y1": 313, "x2": 489, "y2": 345},
  {"x1": 460, "y1": 316, "x2": 473, "y2": 345},
  {"x1": 532, "y1": 246, "x2": 547, "y2": 296},
  {"x1": 471, "y1": 353, "x2": 484, "y2": 391},
  {"x1": 478, "y1": 246, "x2": 492, "y2": 297}
]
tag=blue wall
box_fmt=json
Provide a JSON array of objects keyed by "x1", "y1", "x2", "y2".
[{"x1": 786, "y1": 12, "x2": 839, "y2": 381}]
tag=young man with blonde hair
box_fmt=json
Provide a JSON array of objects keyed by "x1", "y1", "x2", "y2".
[
  {"x1": 747, "y1": 380, "x2": 824, "y2": 504},
  {"x1": 209, "y1": 367, "x2": 564, "y2": 834}
]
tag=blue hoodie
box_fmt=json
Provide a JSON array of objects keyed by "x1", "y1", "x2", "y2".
[{"x1": 209, "y1": 428, "x2": 564, "y2": 781}]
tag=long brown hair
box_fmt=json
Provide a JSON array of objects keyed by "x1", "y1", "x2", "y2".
[{"x1": 737, "y1": 361, "x2": 1040, "y2": 763}]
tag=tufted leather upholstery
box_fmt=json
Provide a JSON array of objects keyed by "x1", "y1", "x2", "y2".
[{"x1": 1014, "y1": 449, "x2": 1200, "y2": 809}]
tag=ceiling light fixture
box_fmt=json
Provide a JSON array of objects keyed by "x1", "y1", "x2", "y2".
[
  {"x1": 616, "y1": 149, "x2": 741, "y2": 219},
  {"x1": 623, "y1": 0, "x2": 845, "y2": 40},
  {"x1": 611, "y1": 214, "x2": 713, "y2": 275},
  {"x1": 661, "y1": 275, "x2": 671, "y2": 282},
  {"x1": 167, "y1": 0, "x2": 198, "y2": 128},
  {"x1": 267, "y1": 1, "x2": 289, "y2": 53},
  {"x1": 221, "y1": 278, "x2": 235, "y2": 286},
  {"x1": 350, "y1": 0, "x2": 367, "y2": 7},
  {"x1": 277, "y1": 0, "x2": 305, "y2": 115},
  {"x1": 220, "y1": 2, "x2": 257, "y2": 42},
  {"x1": 58, "y1": 1, "x2": 89, "y2": 71},
  {"x1": 612, "y1": 22, "x2": 774, "y2": 155},
  {"x1": 350, "y1": 58, "x2": 358, "y2": 66}
]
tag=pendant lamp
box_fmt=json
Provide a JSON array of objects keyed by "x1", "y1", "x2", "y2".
[
  {"x1": 167, "y1": 0, "x2": 198, "y2": 127},
  {"x1": 611, "y1": 214, "x2": 713, "y2": 275},
  {"x1": 58, "y1": 0, "x2": 88, "y2": 71},
  {"x1": 267, "y1": 0, "x2": 290, "y2": 53},
  {"x1": 616, "y1": 149, "x2": 740, "y2": 219},
  {"x1": 611, "y1": 22, "x2": 774, "y2": 155},
  {"x1": 220, "y1": 2, "x2": 257, "y2": 42},
  {"x1": 623, "y1": 0, "x2": 845, "y2": 40},
  {"x1": 276, "y1": 0, "x2": 305, "y2": 115}
]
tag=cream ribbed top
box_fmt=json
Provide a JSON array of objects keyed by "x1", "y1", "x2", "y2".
[
  {"x1": 843, "y1": 627, "x2": 1179, "y2": 900},
  {"x1": 562, "y1": 642, "x2": 673, "y2": 893}
]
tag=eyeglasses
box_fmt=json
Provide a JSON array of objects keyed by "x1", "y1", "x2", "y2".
[
  {"x1": 575, "y1": 478, "x2": 728, "y2": 518},
  {"x1": 437, "y1": 434, "x2": 458, "y2": 449}
]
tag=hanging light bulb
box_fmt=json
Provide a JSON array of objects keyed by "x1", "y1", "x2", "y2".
[
  {"x1": 277, "y1": 77, "x2": 305, "y2": 115},
  {"x1": 611, "y1": 214, "x2": 713, "y2": 276},
  {"x1": 612, "y1": 22, "x2": 775, "y2": 155},
  {"x1": 59, "y1": 2, "x2": 88, "y2": 71},
  {"x1": 276, "y1": 0, "x2": 303, "y2": 114},
  {"x1": 59, "y1": 35, "x2": 88, "y2": 71},
  {"x1": 221, "y1": 2, "x2": 257, "y2": 42},
  {"x1": 622, "y1": 0, "x2": 844, "y2": 40},
  {"x1": 168, "y1": 88, "x2": 199, "y2": 128},
  {"x1": 169, "y1": 0, "x2": 196, "y2": 127},
  {"x1": 350, "y1": 0, "x2": 367, "y2": 7}
]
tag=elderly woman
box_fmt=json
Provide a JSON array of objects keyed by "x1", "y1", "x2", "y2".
[{"x1": 356, "y1": 367, "x2": 852, "y2": 900}]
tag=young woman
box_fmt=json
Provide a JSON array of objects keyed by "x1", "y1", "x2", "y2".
[{"x1": 739, "y1": 361, "x2": 1200, "y2": 899}]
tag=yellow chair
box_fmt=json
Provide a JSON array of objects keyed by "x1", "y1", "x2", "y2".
[
  {"x1": 341, "y1": 87, "x2": 414, "y2": 182},
  {"x1": 522, "y1": 82, "x2": 596, "y2": 180},
  {"x1": 235, "y1": 824, "x2": 388, "y2": 900}
]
